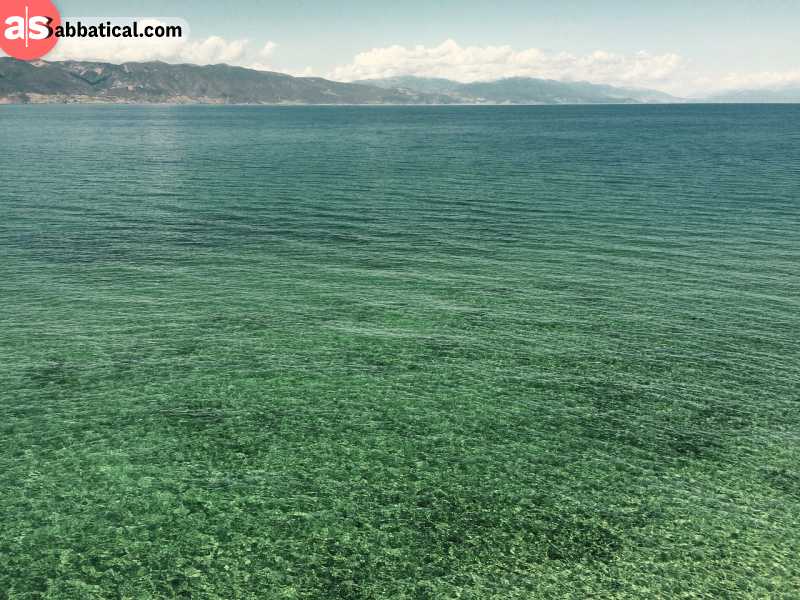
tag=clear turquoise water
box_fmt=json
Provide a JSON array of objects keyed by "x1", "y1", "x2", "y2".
[{"x1": 1, "y1": 105, "x2": 799, "y2": 598}]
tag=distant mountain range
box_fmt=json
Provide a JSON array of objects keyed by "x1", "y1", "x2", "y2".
[
  {"x1": 2, "y1": 58, "x2": 798, "y2": 105},
  {"x1": 355, "y1": 76, "x2": 681, "y2": 104},
  {"x1": 706, "y1": 87, "x2": 800, "y2": 103},
  {"x1": 0, "y1": 59, "x2": 453, "y2": 105},
  {"x1": 1, "y1": 58, "x2": 681, "y2": 105}
]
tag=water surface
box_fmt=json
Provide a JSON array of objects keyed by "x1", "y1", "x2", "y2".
[{"x1": 1, "y1": 104, "x2": 799, "y2": 597}]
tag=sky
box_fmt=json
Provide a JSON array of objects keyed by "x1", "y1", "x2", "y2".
[{"x1": 19, "y1": 0, "x2": 800, "y2": 96}]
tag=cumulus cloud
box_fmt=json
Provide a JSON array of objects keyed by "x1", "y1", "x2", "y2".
[
  {"x1": 244, "y1": 42, "x2": 285, "y2": 72},
  {"x1": 329, "y1": 39, "x2": 685, "y2": 90},
  {"x1": 6, "y1": 26, "x2": 800, "y2": 95}
]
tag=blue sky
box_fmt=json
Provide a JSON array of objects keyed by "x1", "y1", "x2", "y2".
[{"x1": 41, "y1": 0, "x2": 800, "y2": 95}]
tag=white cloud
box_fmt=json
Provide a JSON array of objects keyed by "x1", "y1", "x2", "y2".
[
  {"x1": 259, "y1": 41, "x2": 278, "y2": 59},
  {"x1": 6, "y1": 26, "x2": 800, "y2": 96},
  {"x1": 243, "y1": 42, "x2": 283, "y2": 72},
  {"x1": 329, "y1": 39, "x2": 685, "y2": 90},
  {"x1": 287, "y1": 66, "x2": 316, "y2": 77},
  {"x1": 328, "y1": 39, "x2": 800, "y2": 96}
]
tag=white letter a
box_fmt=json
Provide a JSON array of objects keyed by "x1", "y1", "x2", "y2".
[{"x1": 4, "y1": 16, "x2": 25, "y2": 40}]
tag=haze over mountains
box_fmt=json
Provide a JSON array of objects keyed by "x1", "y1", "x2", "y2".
[
  {"x1": 356, "y1": 76, "x2": 680, "y2": 104},
  {"x1": 0, "y1": 58, "x2": 796, "y2": 104},
  {"x1": 706, "y1": 87, "x2": 800, "y2": 103}
]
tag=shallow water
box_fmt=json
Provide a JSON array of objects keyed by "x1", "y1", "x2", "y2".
[{"x1": 2, "y1": 104, "x2": 799, "y2": 597}]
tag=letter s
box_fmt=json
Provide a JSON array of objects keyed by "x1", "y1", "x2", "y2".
[{"x1": 28, "y1": 16, "x2": 50, "y2": 40}]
